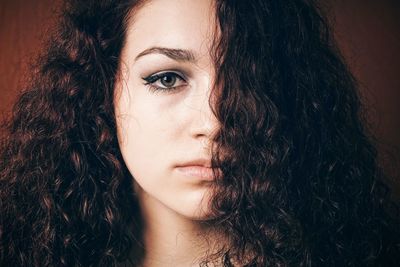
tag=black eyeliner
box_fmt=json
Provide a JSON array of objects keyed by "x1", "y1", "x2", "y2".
[
  {"x1": 141, "y1": 71, "x2": 188, "y2": 93},
  {"x1": 141, "y1": 71, "x2": 186, "y2": 85},
  {"x1": 142, "y1": 73, "x2": 161, "y2": 85}
]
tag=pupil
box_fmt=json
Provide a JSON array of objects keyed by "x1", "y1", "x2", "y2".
[{"x1": 161, "y1": 74, "x2": 176, "y2": 87}]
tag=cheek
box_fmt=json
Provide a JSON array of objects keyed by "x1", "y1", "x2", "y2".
[
  {"x1": 116, "y1": 110, "x2": 158, "y2": 177},
  {"x1": 114, "y1": 84, "x2": 212, "y2": 219},
  {"x1": 115, "y1": 92, "x2": 176, "y2": 182}
]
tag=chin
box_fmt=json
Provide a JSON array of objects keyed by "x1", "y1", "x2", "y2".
[{"x1": 172, "y1": 191, "x2": 214, "y2": 221}]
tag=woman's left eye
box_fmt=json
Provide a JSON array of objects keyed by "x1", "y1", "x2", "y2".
[{"x1": 142, "y1": 71, "x2": 187, "y2": 92}]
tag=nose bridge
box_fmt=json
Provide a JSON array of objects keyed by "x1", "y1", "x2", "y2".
[{"x1": 189, "y1": 76, "x2": 219, "y2": 139}]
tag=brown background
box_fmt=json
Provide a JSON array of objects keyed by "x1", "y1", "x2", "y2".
[{"x1": 1, "y1": 0, "x2": 399, "y2": 196}]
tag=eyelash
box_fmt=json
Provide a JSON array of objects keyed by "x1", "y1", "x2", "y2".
[{"x1": 142, "y1": 71, "x2": 187, "y2": 93}]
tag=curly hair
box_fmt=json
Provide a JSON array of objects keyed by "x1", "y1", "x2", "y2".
[{"x1": 0, "y1": 0, "x2": 399, "y2": 266}]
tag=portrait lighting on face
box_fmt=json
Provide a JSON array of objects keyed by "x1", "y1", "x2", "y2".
[
  {"x1": 0, "y1": 0, "x2": 399, "y2": 266},
  {"x1": 113, "y1": 0, "x2": 226, "y2": 265},
  {"x1": 114, "y1": 0, "x2": 221, "y2": 221}
]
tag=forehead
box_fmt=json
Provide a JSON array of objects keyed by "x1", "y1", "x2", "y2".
[{"x1": 123, "y1": 0, "x2": 218, "y2": 62}]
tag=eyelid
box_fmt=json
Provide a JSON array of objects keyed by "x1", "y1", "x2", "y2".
[
  {"x1": 142, "y1": 70, "x2": 187, "y2": 83},
  {"x1": 141, "y1": 70, "x2": 188, "y2": 92}
]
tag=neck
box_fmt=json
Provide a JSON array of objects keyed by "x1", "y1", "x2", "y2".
[{"x1": 135, "y1": 188, "x2": 224, "y2": 267}]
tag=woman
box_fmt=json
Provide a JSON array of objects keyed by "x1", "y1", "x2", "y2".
[{"x1": 1, "y1": 0, "x2": 399, "y2": 266}]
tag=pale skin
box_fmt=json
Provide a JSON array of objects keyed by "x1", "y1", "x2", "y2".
[{"x1": 114, "y1": 0, "x2": 225, "y2": 266}]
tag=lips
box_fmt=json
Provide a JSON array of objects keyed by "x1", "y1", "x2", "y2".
[
  {"x1": 176, "y1": 165, "x2": 216, "y2": 180},
  {"x1": 175, "y1": 158, "x2": 220, "y2": 180}
]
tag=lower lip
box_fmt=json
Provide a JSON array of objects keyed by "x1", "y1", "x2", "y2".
[{"x1": 176, "y1": 166, "x2": 217, "y2": 180}]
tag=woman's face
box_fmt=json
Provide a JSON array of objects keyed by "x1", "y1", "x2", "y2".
[{"x1": 114, "y1": 0, "x2": 220, "y2": 220}]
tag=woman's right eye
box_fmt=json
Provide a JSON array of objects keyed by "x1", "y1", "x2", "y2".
[{"x1": 142, "y1": 71, "x2": 187, "y2": 92}]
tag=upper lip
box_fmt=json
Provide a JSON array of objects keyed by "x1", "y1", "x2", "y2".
[{"x1": 176, "y1": 158, "x2": 213, "y2": 168}]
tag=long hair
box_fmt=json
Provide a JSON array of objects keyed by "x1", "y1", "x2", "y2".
[{"x1": 0, "y1": 0, "x2": 399, "y2": 266}]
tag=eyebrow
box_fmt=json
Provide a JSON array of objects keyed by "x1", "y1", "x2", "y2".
[{"x1": 134, "y1": 47, "x2": 197, "y2": 62}]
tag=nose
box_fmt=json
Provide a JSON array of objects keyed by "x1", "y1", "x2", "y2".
[{"x1": 188, "y1": 84, "x2": 220, "y2": 141}]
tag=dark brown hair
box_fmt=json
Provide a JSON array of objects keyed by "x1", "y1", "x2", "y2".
[{"x1": 1, "y1": 0, "x2": 399, "y2": 266}]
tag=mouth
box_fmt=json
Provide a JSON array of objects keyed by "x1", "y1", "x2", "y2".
[
  {"x1": 175, "y1": 165, "x2": 218, "y2": 180},
  {"x1": 175, "y1": 157, "x2": 222, "y2": 181}
]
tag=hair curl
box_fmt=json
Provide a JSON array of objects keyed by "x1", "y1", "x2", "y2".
[{"x1": 1, "y1": 0, "x2": 399, "y2": 266}]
